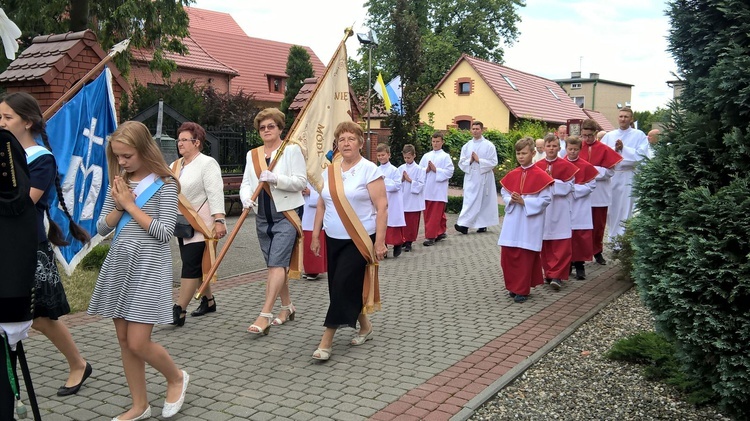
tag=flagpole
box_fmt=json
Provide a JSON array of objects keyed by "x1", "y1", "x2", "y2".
[
  {"x1": 42, "y1": 39, "x2": 130, "y2": 120},
  {"x1": 195, "y1": 28, "x2": 354, "y2": 300}
]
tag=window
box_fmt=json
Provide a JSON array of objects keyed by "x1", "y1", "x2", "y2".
[
  {"x1": 546, "y1": 86, "x2": 561, "y2": 101},
  {"x1": 267, "y1": 76, "x2": 285, "y2": 93},
  {"x1": 501, "y1": 74, "x2": 518, "y2": 91},
  {"x1": 572, "y1": 96, "x2": 585, "y2": 108},
  {"x1": 570, "y1": 83, "x2": 582, "y2": 89},
  {"x1": 455, "y1": 77, "x2": 473, "y2": 95},
  {"x1": 457, "y1": 120, "x2": 472, "y2": 130}
]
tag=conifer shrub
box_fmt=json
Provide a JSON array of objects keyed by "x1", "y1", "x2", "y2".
[{"x1": 630, "y1": 2, "x2": 750, "y2": 418}]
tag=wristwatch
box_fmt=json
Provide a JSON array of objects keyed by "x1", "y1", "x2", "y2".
[{"x1": 214, "y1": 218, "x2": 226, "y2": 225}]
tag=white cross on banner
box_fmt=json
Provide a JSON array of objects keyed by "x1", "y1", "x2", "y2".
[{"x1": 46, "y1": 68, "x2": 118, "y2": 274}]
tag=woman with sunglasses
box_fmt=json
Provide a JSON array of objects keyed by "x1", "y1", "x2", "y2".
[{"x1": 240, "y1": 108, "x2": 306, "y2": 335}]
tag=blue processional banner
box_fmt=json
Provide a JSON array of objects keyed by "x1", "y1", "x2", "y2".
[{"x1": 46, "y1": 68, "x2": 117, "y2": 275}]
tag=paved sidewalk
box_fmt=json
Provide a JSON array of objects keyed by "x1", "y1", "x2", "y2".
[{"x1": 21, "y1": 213, "x2": 630, "y2": 420}]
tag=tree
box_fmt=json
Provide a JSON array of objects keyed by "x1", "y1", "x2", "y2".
[
  {"x1": 384, "y1": 0, "x2": 425, "y2": 166},
  {"x1": 631, "y1": 1, "x2": 750, "y2": 418},
  {"x1": 355, "y1": 0, "x2": 523, "y2": 98},
  {"x1": 0, "y1": 0, "x2": 193, "y2": 77},
  {"x1": 279, "y1": 46, "x2": 314, "y2": 131},
  {"x1": 633, "y1": 107, "x2": 670, "y2": 132}
]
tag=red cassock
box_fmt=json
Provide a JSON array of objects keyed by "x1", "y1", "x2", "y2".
[
  {"x1": 535, "y1": 158, "x2": 579, "y2": 280},
  {"x1": 499, "y1": 165, "x2": 554, "y2": 295},
  {"x1": 385, "y1": 226, "x2": 405, "y2": 246},
  {"x1": 403, "y1": 211, "x2": 421, "y2": 242},
  {"x1": 303, "y1": 230, "x2": 327, "y2": 275},
  {"x1": 423, "y1": 200, "x2": 447, "y2": 239},
  {"x1": 579, "y1": 141, "x2": 622, "y2": 255},
  {"x1": 568, "y1": 157, "x2": 599, "y2": 261}
]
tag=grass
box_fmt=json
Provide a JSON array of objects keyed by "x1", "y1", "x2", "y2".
[{"x1": 59, "y1": 264, "x2": 98, "y2": 313}]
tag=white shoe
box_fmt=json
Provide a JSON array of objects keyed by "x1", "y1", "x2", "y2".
[
  {"x1": 350, "y1": 329, "x2": 373, "y2": 346},
  {"x1": 312, "y1": 347, "x2": 332, "y2": 361},
  {"x1": 162, "y1": 370, "x2": 189, "y2": 418},
  {"x1": 111, "y1": 406, "x2": 151, "y2": 421}
]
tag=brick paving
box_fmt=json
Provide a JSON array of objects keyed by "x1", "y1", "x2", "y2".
[{"x1": 20, "y1": 212, "x2": 630, "y2": 420}]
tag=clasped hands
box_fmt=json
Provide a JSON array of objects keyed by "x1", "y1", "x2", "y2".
[{"x1": 111, "y1": 176, "x2": 135, "y2": 211}]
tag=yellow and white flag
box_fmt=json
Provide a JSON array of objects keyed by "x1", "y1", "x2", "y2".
[{"x1": 287, "y1": 29, "x2": 353, "y2": 193}]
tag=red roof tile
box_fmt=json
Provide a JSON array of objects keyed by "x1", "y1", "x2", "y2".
[
  {"x1": 419, "y1": 54, "x2": 590, "y2": 125},
  {"x1": 583, "y1": 109, "x2": 615, "y2": 131},
  {"x1": 131, "y1": 35, "x2": 238, "y2": 76},
  {"x1": 185, "y1": 7, "x2": 326, "y2": 103}
]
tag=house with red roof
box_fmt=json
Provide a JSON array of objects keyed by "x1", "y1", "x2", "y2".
[
  {"x1": 417, "y1": 54, "x2": 591, "y2": 132},
  {"x1": 130, "y1": 7, "x2": 326, "y2": 109}
]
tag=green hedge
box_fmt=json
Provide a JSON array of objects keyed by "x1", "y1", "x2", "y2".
[
  {"x1": 629, "y1": 3, "x2": 750, "y2": 417},
  {"x1": 80, "y1": 244, "x2": 110, "y2": 270}
]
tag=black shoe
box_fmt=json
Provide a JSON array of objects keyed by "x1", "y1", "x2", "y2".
[
  {"x1": 393, "y1": 245, "x2": 403, "y2": 257},
  {"x1": 544, "y1": 278, "x2": 552, "y2": 284},
  {"x1": 574, "y1": 262, "x2": 586, "y2": 280},
  {"x1": 594, "y1": 253, "x2": 606, "y2": 265},
  {"x1": 508, "y1": 291, "x2": 517, "y2": 298},
  {"x1": 477, "y1": 227, "x2": 487, "y2": 233},
  {"x1": 454, "y1": 224, "x2": 468, "y2": 234},
  {"x1": 549, "y1": 279, "x2": 561, "y2": 290},
  {"x1": 514, "y1": 294, "x2": 528, "y2": 303},
  {"x1": 191, "y1": 296, "x2": 216, "y2": 317},
  {"x1": 404, "y1": 242, "x2": 412, "y2": 252},
  {"x1": 436, "y1": 233, "x2": 447, "y2": 242},
  {"x1": 172, "y1": 304, "x2": 186, "y2": 326},
  {"x1": 423, "y1": 239, "x2": 435, "y2": 246},
  {"x1": 57, "y1": 362, "x2": 92, "y2": 396}
]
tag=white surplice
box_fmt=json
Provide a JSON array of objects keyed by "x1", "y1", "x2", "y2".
[
  {"x1": 398, "y1": 162, "x2": 426, "y2": 212},
  {"x1": 377, "y1": 161, "x2": 406, "y2": 227},
  {"x1": 419, "y1": 149, "x2": 454, "y2": 202},
  {"x1": 456, "y1": 137, "x2": 499, "y2": 228}
]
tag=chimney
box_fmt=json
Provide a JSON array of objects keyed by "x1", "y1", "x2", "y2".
[
  {"x1": 590, "y1": 72, "x2": 600, "y2": 79},
  {"x1": 571, "y1": 71, "x2": 581, "y2": 79}
]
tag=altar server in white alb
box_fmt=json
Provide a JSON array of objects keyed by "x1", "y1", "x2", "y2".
[
  {"x1": 535, "y1": 134, "x2": 578, "y2": 290},
  {"x1": 419, "y1": 132, "x2": 454, "y2": 246},
  {"x1": 454, "y1": 121, "x2": 498, "y2": 234},
  {"x1": 398, "y1": 144, "x2": 425, "y2": 252},
  {"x1": 376, "y1": 143, "x2": 406, "y2": 257},
  {"x1": 600, "y1": 107, "x2": 649, "y2": 244}
]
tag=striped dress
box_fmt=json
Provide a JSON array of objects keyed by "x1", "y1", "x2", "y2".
[{"x1": 87, "y1": 180, "x2": 178, "y2": 325}]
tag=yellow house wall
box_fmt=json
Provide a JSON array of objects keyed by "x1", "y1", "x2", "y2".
[
  {"x1": 419, "y1": 61, "x2": 511, "y2": 132},
  {"x1": 564, "y1": 81, "x2": 632, "y2": 127}
]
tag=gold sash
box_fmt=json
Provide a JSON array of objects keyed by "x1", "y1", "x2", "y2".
[
  {"x1": 170, "y1": 159, "x2": 218, "y2": 283},
  {"x1": 251, "y1": 147, "x2": 304, "y2": 280},
  {"x1": 327, "y1": 161, "x2": 381, "y2": 315}
]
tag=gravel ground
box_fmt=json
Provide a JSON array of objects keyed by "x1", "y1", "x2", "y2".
[{"x1": 470, "y1": 287, "x2": 730, "y2": 421}]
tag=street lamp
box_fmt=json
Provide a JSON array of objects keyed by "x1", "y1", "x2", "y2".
[{"x1": 357, "y1": 30, "x2": 378, "y2": 160}]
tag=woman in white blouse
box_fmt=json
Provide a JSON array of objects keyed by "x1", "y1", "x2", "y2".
[
  {"x1": 171, "y1": 122, "x2": 226, "y2": 326},
  {"x1": 310, "y1": 121, "x2": 387, "y2": 361}
]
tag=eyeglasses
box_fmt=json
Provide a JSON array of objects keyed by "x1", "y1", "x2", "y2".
[
  {"x1": 177, "y1": 138, "x2": 196, "y2": 143},
  {"x1": 259, "y1": 124, "x2": 277, "y2": 131}
]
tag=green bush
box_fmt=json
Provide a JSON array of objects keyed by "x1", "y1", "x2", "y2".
[
  {"x1": 629, "y1": 2, "x2": 750, "y2": 418},
  {"x1": 446, "y1": 195, "x2": 462, "y2": 214},
  {"x1": 610, "y1": 218, "x2": 635, "y2": 281},
  {"x1": 80, "y1": 244, "x2": 110, "y2": 270},
  {"x1": 607, "y1": 331, "x2": 715, "y2": 405}
]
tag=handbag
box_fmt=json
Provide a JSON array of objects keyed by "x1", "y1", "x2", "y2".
[
  {"x1": 173, "y1": 199, "x2": 207, "y2": 238},
  {"x1": 173, "y1": 214, "x2": 194, "y2": 238}
]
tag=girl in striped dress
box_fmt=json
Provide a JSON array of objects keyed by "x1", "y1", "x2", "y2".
[{"x1": 87, "y1": 121, "x2": 188, "y2": 420}]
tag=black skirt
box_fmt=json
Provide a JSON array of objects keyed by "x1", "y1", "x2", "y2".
[
  {"x1": 32, "y1": 241, "x2": 71, "y2": 320},
  {"x1": 323, "y1": 235, "x2": 373, "y2": 328}
]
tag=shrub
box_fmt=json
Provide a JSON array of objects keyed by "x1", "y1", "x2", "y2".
[
  {"x1": 610, "y1": 218, "x2": 635, "y2": 281},
  {"x1": 80, "y1": 244, "x2": 110, "y2": 270},
  {"x1": 628, "y1": 2, "x2": 750, "y2": 418},
  {"x1": 607, "y1": 331, "x2": 716, "y2": 406},
  {"x1": 446, "y1": 195, "x2": 462, "y2": 214}
]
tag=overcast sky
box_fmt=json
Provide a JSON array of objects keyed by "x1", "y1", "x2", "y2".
[{"x1": 192, "y1": 0, "x2": 677, "y2": 112}]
